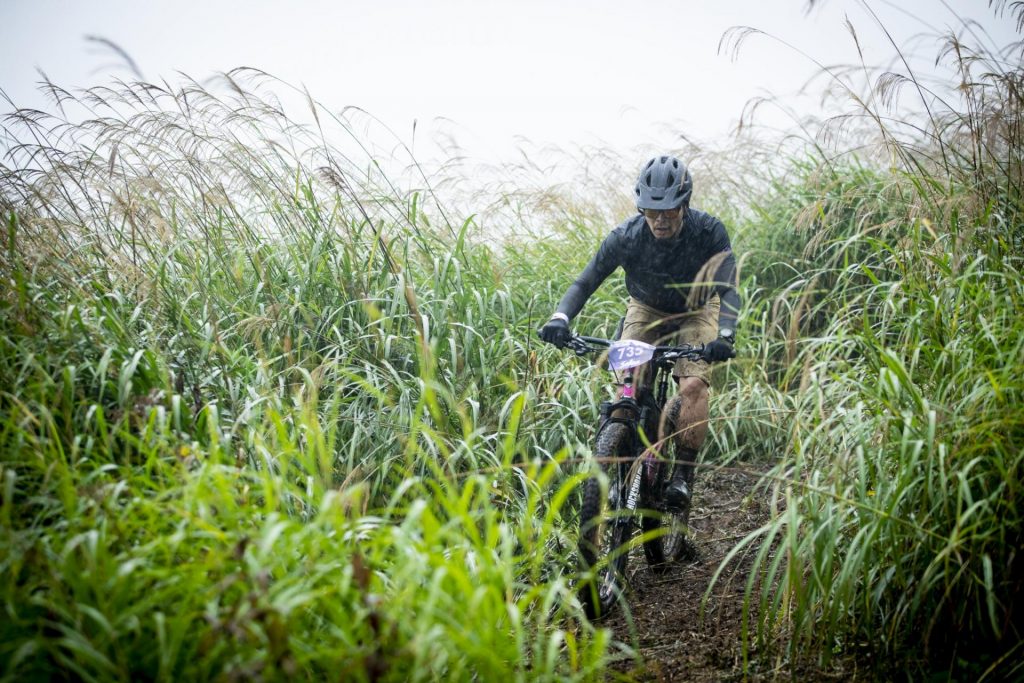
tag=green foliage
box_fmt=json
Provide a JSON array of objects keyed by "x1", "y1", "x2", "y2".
[
  {"x1": 707, "y1": 12, "x2": 1024, "y2": 678},
  {"x1": 0, "y1": 74, "x2": 615, "y2": 681},
  {"x1": 2, "y1": 7, "x2": 1023, "y2": 680}
]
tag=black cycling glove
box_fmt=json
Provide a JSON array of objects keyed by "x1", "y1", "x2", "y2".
[
  {"x1": 539, "y1": 317, "x2": 571, "y2": 348},
  {"x1": 702, "y1": 337, "x2": 736, "y2": 362}
]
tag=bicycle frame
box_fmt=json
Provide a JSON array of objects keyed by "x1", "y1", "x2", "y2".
[
  {"x1": 573, "y1": 335, "x2": 706, "y2": 513},
  {"x1": 563, "y1": 334, "x2": 710, "y2": 618}
]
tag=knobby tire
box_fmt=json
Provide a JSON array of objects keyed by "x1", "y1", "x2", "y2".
[{"x1": 578, "y1": 421, "x2": 633, "y2": 620}]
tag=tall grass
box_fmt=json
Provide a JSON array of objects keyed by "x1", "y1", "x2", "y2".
[
  {"x1": 708, "y1": 6, "x2": 1024, "y2": 678},
  {"x1": 2, "y1": 5, "x2": 1022, "y2": 680},
  {"x1": 0, "y1": 71, "x2": 621, "y2": 681}
]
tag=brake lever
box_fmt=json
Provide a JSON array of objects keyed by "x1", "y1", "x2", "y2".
[{"x1": 564, "y1": 336, "x2": 591, "y2": 356}]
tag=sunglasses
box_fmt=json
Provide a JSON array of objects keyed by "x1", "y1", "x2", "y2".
[{"x1": 643, "y1": 208, "x2": 682, "y2": 221}]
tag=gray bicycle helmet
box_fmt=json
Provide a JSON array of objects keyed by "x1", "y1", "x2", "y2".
[{"x1": 634, "y1": 155, "x2": 693, "y2": 210}]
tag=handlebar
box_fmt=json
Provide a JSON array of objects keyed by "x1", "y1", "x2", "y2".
[{"x1": 564, "y1": 334, "x2": 706, "y2": 362}]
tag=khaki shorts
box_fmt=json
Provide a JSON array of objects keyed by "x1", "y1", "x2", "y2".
[{"x1": 621, "y1": 295, "x2": 719, "y2": 385}]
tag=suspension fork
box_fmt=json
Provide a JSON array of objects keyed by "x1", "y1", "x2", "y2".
[
  {"x1": 594, "y1": 371, "x2": 647, "y2": 526},
  {"x1": 625, "y1": 455, "x2": 644, "y2": 513}
]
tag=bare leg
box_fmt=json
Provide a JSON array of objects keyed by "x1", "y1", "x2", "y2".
[
  {"x1": 675, "y1": 376, "x2": 709, "y2": 450},
  {"x1": 663, "y1": 376, "x2": 709, "y2": 509}
]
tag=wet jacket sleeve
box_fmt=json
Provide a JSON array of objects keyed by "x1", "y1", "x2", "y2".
[
  {"x1": 554, "y1": 232, "x2": 623, "y2": 320},
  {"x1": 712, "y1": 250, "x2": 740, "y2": 331}
]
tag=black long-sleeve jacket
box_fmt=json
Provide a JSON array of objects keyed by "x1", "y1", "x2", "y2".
[{"x1": 554, "y1": 209, "x2": 740, "y2": 330}]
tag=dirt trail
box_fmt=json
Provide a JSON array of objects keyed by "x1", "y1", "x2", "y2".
[{"x1": 601, "y1": 466, "x2": 857, "y2": 682}]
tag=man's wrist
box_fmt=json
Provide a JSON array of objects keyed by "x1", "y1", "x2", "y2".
[
  {"x1": 550, "y1": 312, "x2": 570, "y2": 324},
  {"x1": 718, "y1": 327, "x2": 736, "y2": 343}
]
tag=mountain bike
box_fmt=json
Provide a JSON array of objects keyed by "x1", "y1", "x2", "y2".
[{"x1": 562, "y1": 333, "x2": 707, "y2": 619}]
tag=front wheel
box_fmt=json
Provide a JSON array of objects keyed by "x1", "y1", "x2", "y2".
[{"x1": 577, "y1": 422, "x2": 633, "y2": 620}]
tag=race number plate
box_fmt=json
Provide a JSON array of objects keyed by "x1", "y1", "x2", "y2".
[{"x1": 607, "y1": 339, "x2": 655, "y2": 371}]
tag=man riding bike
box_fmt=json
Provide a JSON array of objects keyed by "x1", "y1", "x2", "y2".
[{"x1": 539, "y1": 155, "x2": 740, "y2": 513}]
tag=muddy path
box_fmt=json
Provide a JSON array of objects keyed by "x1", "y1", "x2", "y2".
[{"x1": 599, "y1": 466, "x2": 859, "y2": 682}]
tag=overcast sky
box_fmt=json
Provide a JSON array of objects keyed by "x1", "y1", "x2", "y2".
[{"x1": 1, "y1": 1, "x2": 1019, "y2": 167}]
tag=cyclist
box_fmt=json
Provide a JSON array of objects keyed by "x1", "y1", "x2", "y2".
[{"x1": 539, "y1": 155, "x2": 740, "y2": 512}]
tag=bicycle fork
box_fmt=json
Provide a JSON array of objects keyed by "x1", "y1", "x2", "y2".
[
  {"x1": 625, "y1": 460, "x2": 643, "y2": 511},
  {"x1": 627, "y1": 447, "x2": 661, "y2": 512}
]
